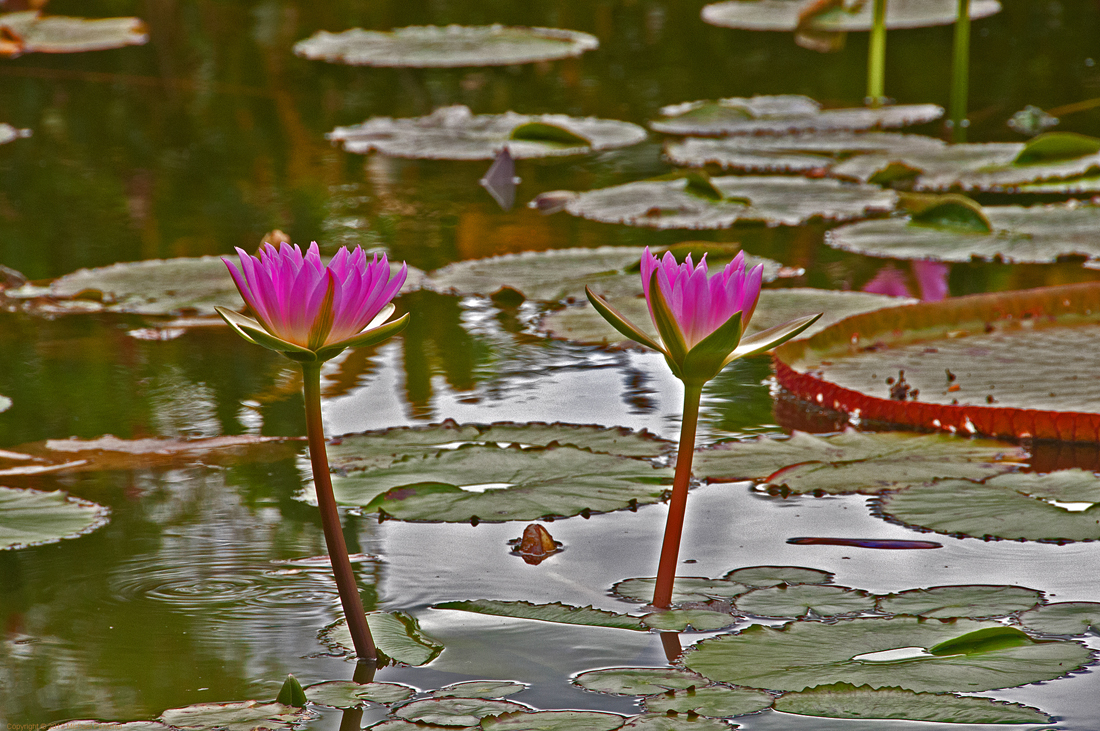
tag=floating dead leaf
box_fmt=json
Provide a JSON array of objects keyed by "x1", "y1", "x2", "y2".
[{"x1": 0, "y1": 10, "x2": 148, "y2": 56}]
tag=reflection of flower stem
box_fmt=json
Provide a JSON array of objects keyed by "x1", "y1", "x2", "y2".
[
  {"x1": 950, "y1": 0, "x2": 970, "y2": 142},
  {"x1": 660, "y1": 631, "x2": 683, "y2": 663},
  {"x1": 338, "y1": 662, "x2": 379, "y2": 731},
  {"x1": 652, "y1": 383, "x2": 703, "y2": 609},
  {"x1": 302, "y1": 362, "x2": 377, "y2": 662},
  {"x1": 866, "y1": 0, "x2": 888, "y2": 107}
]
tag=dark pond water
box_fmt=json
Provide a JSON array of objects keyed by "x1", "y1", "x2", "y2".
[{"x1": 2, "y1": 0, "x2": 1100, "y2": 729}]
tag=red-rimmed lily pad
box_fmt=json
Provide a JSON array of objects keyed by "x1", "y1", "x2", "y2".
[
  {"x1": 640, "y1": 685, "x2": 773, "y2": 717},
  {"x1": 433, "y1": 600, "x2": 647, "y2": 631},
  {"x1": 392, "y1": 698, "x2": 531, "y2": 726},
  {"x1": 612, "y1": 576, "x2": 751, "y2": 605},
  {"x1": 619, "y1": 716, "x2": 733, "y2": 731},
  {"x1": 482, "y1": 710, "x2": 627, "y2": 731},
  {"x1": 700, "y1": 0, "x2": 1001, "y2": 32},
  {"x1": 563, "y1": 175, "x2": 896, "y2": 229},
  {"x1": 773, "y1": 281, "x2": 1100, "y2": 442},
  {"x1": 0, "y1": 11, "x2": 148, "y2": 56},
  {"x1": 329, "y1": 105, "x2": 646, "y2": 160},
  {"x1": 432, "y1": 681, "x2": 527, "y2": 699},
  {"x1": 294, "y1": 25, "x2": 598, "y2": 67},
  {"x1": 574, "y1": 667, "x2": 707, "y2": 696},
  {"x1": 875, "y1": 585, "x2": 1044, "y2": 618},
  {"x1": 1018, "y1": 602, "x2": 1100, "y2": 636},
  {"x1": 305, "y1": 681, "x2": 416, "y2": 709},
  {"x1": 734, "y1": 584, "x2": 876, "y2": 618},
  {"x1": 0, "y1": 486, "x2": 110, "y2": 550},
  {"x1": 722, "y1": 565, "x2": 832, "y2": 587},
  {"x1": 158, "y1": 702, "x2": 306, "y2": 731}
]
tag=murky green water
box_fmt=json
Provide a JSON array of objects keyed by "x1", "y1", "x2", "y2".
[{"x1": 2, "y1": 0, "x2": 1100, "y2": 728}]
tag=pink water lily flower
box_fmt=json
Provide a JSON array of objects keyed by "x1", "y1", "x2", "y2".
[{"x1": 216, "y1": 242, "x2": 409, "y2": 362}]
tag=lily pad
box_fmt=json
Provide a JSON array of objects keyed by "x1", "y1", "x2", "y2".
[
  {"x1": 432, "y1": 681, "x2": 528, "y2": 699},
  {"x1": 651, "y1": 95, "x2": 946, "y2": 136},
  {"x1": 693, "y1": 429, "x2": 1024, "y2": 496},
  {"x1": 563, "y1": 175, "x2": 897, "y2": 229},
  {"x1": 1018, "y1": 602, "x2": 1100, "y2": 635},
  {"x1": 327, "y1": 445, "x2": 672, "y2": 522},
  {"x1": 482, "y1": 711, "x2": 627, "y2": 731},
  {"x1": 294, "y1": 25, "x2": 598, "y2": 67},
  {"x1": 640, "y1": 609, "x2": 737, "y2": 632},
  {"x1": 392, "y1": 697, "x2": 530, "y2": 726},
  {"x1": 321, "y1": 611, "x2": 443, "y2": 665},
  {"x1": 158, "y1": 702, "x2": 305, "y2": 731},
  {"x1": 773, "y1": 683, "x2": 1050, "y2": 723},
  {"x1": 539, "y1": 288, "x2": 913, "y2": 348},
  {"x1": 329, "y1": 106, "x2": 646, "y2": 160},
  {"x1": 0, "y1": 11, "x2": 148, "y2": 56},
  {"x1": 683, "y1": 616, "x2": 1093, "y2": 693},
  {"x1": 641, "y1": 685, "x2": 773, "y2": 718},
  {"x1": 826, "y1": 202, "x2": 1100, "y2": 264},
  {"x1": 434, "y1": 600, "x2": 646, "y2": 631},
  {"x1": 0, "y1": 486, "x2": 110, "y2": 550},
  {"x1": 876, "y1": 471, "x2": 1100, "y2": 542},
  {"x1": 46, "y1": 724, "x2": 174, "y2": 731},
  {"x1": 612, "y1": 577, "x2": 751, "y2": 605},
  {"x1": 574, "y1": 667, "x2": 708, "y2": 696},
  {"x1": 700, "y1": 0, "x2": 1001, "y2": 32},
  {"x1": 722, "y1": 566, "x2": 832, "y2": 587},
  {"x1": 875, "y1": 585, "x2": 1044, "y2": 619},
  {"x1": 618, "y1": 716, "x2": 733, "y2": 731},
  {"x1": 304, "y1": 681, "x2": 416, "y2": 708},
  {"x1": 734, "y1": 584, "x2": 876, "y2": 617}
]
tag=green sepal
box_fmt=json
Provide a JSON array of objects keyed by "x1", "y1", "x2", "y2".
[
  {"x1": 313, "y1": 312, "x2": 411, "y2": 362},
  {"x1": 722, "y1": 313, "x2": 822, "y2": 365},
  {"x1": 215, "y1": 306, "x2": 317, "y2": 359},
  {"x1": 680, "y1": 308, "x2": 742, "y2": 385},
  {"x1": 584, "y1": 286, "x2": 665, "y2": 353},
  {"x1": 929, "y1": 626, "x2": 1034, "y2": 657},
  {"x1": 648, "y1": 270, "x2": 689, "y2": 368},
  {"x1": 276, "y1": 674, "x2": 308, "y2": 708}
]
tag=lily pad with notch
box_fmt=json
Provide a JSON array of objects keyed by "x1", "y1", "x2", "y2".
[
  {"x1": 321, "y1": 611, "x2": 443, "y2": 665},
  {"x1": 304, "y1": 681, "x2": 415, "y2": 709},
  {"x1": 641, "y1": 685, "x2": 773, "y2": 718},
  {"x1": 432, "y1": 681, "x2": 528, "y2": 699},
  {"x1": 158, "y1": 701, "x2": 307, "y2": 731},
  {"x1": 392, "y1": 697, "x2": 531, "y2": 726},
  {"x1": 0, "y1": 10, "x2": 148, "y2": 56},
  {"x1": 640, "y1": 609, "x2": 737, "y2": 632},
  {"x1": 612, "y1": 576, "x2": 751, "y2": 605},
  {"x1": 722, "y1": 565, "x2": 832, "y2": 587},
  {"x1": 433, "y1": 600, "x2": 646, "y2": 631},
  {"x1": 700, "y1": 0, "x2": 1001, "y2": 32},
  {"x1": 875, "y1": 585, "x2": 1044, "y2": 619},
  {"x1": 1018, "y1": 602, "x2": 1100, "y2": 636},
  {"x1": 735, "y1": 584, "x2": 876, "y2": 618},
  {"x1": 574, "y1": 667, "x2": 707, "y2": 696},
  {"x1": 0, "y1": 486, "x2": 110, "y2": 550}
]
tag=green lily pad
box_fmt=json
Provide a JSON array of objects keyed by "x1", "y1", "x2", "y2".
[
  {"x1": 773, "y1": 683, "x2": 1050, "y2": 723},
  {"x1": 652, "y1": 96, "x2": 943, "y2": 137},
  {"x1": 1019, "y1": 172, "x2": 1100, "y2": 194},
  {"x1": 434, "y1": 600, "x2": 646, "y2": 631},
  {"x1": 327, "y1": 444, "x2": 672, "y2": 522},
  {"x1": 665, "y1": 133, "x2": 945, "y2": 172},
  {"x1": 876, "y1": 471, "x2": 1100, "y2": 542},
  {"x1": 640, "y1": 609, "x2": 737, "y2": 632},
  {"x1": 294, "y1": 25, "x2": 598, "y2": 67},
  {"x1": 0, "y1": 486, "x2": 110, "y2": 550},
  {"x1": 700, "y1": 0, "x2": 1001, "y2": 32},
  {"x1": 563, "y1": 175, "x2": 896, "y2": 230},
  {"x1": 612, "y1": 577, "x2": 751, "y2": 605},
  {"x1": 734, "y1": 584, "x2": 874, "y2": 618},
  {"x1": 482, "y1": 711, "x2": 627, "y2": 731},
  {"x1": 826, "y1": 202, "x2": 1100, "y2": 264},
  {"x1": 326, "y1": 421, "x2": 673, "y2": 473},
  {"x1": 875, "y1": 585, "x2": 1044, "y2": 619},
  {"x1": 574, "y1": 667, "x2": 708, "y2": 696},
  {"x1": 683, "y1": 616, "x2": 1092, "y2": 693},
  {"x1": 1018, "y1": 602, "x2": 1100, "y2": 635},
  {"x1": 367, "y1": 722, "x2": 456, "y2": 731},
  {"x1": 928, "y1": 626, "x2": 1034, "y2": 656},
  {"x1": 538, "y1": 288, "x2": 912, "y2": 348},
  {"x1": 329, "y1": 106, "x2": 645, "y2": 160},
  {"x1": 158, "y1": 701, "x2": 305, "y2": 731},
  {"x1": 0, "y1": 10, "x2": 148, "y2": 55},
  {"x1": 304, "y1": 681, "x2": 416, "y2": 708},
  {"x1": 393, "y1": 697, "x2": 530, "y2": 726},
  {"x1": 618, "y1": 716, "x2": 734, "y2": 731},
  {"x1": 722, "y1": 566, "x2": 832, "y2": 587},
  {"x1": 432, "y1": 681, "x2": 527, "y2": 699},
  {"x1": 641, "y1": 686, "x2": 773, "y2": 718},
  {"x1": 694, "y1": 429, "x2": 1024, "y2": 496},
  {"x1": 1014, "y1": 132, "x2": 1100, "y2": 165},
  {"x1": 321, "y1": 611, "x2": 443, "y2": 665}
]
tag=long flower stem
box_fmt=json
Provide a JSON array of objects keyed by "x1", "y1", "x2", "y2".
[
  {"x1": 652, "y1": 383, "x2": 703, "y2": 609},
  {"x1": 301, "y1": 362, "x2": 377, "y2": 662},
  {"x1": 866, "y1": 0, "x2": 888, "y2": 107},
  {"x1": 949, "y1": 0, "x2": 971, "y2": 142}
]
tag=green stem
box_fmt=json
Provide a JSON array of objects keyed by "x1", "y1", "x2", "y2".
[
  {"x1": 301, "y1": 362, "x2": 377, "y2": 662},
  {"x1": 866, "y1": 0, "x2": 888, "y2": 107},
  {"x1": 651, "y1": 383, "x2": 703, "y2": 609},
  {"x1": 949, "y1": 0, "x2": 970, "y2": 142}
]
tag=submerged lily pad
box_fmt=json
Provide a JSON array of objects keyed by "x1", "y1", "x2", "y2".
[
  {"x1": 877, "y1": 471, "x2": 1100, "y2": 542},
  {"x1": 434, "y1": 600, "x2": 646, "y2": 631},
  {"x1": 563, "y1": 175, "x2": 896, "y2": 229},
  {"x1": 693, "y1": 429, "x2": 1024, "y2": 496},
  {"x1": 0, "y1": 11, "x2": 148, "y2": 56},
  {"x1": 683, "y1": 616, "x2": 1092, "y2": 693},
  {"x1": 612, "y1": 577, "x2": 751, "y2": 605},
  {"x1": 723, "y1": 565, "x2": 832, "y2": 587},
  {"x1": 294, "y1": 25, "x2": 598, "y2": 67},
  {"x1": 158, "y1": 702, "x2": 305, "y2": 731},
  {"x1": 700, "y1": 0, "x2": 1001, "y2": 32},
  {"x1": 773, "y1": 683, "x2": 1050, "y2": 723},
  {"x1": 734, "y1": 584, "x2": 876, "y2": 617},
  {"x1": 574, "y1": 667, "x2": 707, "y2": 696},
  {"x1": 432, "y1": 681, "x2": 527, "y2": 699},
  {"x1": 304, "y1": 681, "x2": 415, "y2": 708},
  {"x1": 0, "y1": 486, "x2": 110, "y2": 550},
  {"x1": 482, "y1": 711, "x2": 627, "y2": 731},
  {"x1": 641, "y1": 685, "x2": 773, "y2": 718},
  {"x1": 322, "y1": 611, "x2": 443, "y2": 665},
  {"x1": 393, "y1": 698, "x2": 530, "y2": 726},
  {"x1": 875, "y1": 585, "x2": 1044, "y2": 618},
  {"x1": 640, "y1": 609, "x2": 737, "y2": 632},
  {"x1": 329, "y1": 106, "x2": 646, "y2": 160},
  {"x1": 1018, "y1": 602, "x2": 1100, "y2": 636}
]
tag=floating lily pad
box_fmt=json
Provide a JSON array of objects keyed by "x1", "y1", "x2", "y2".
[
  {"x1": 432, "y1": 681, "x2": 527, "y2": 699},
  {"x1": 328, "y1": 445, "x2": 672, "y2": 522},
  {"x1": 574, "y1": 667, "x2": 708, "y2": 696},
  {"x1": 683, "y1": 616, "x2": 1092, "y2": 693},
  {"x1": 619, "y1": 716, "x2": 733, "y2": 731},
  {"x1": 640, "y1": 609, "x2": 737, "y2": 632},
  {"x1": 47, "y1": 724, "x2": 174, "y2": 731},
  {"x1": 1018, "y1": 602, "x2": 1100, "y2": 636},
  {"x1": 612, "y1": 577, "x2": 751, "y2": 605},
  {"x1": 641, "y1": 685, "x2": 773, "y2": 718},
  {"x1": 304, "y1": 681, "x2": 415, "y2": 708},
  {"x1": 826, "y1": 202, "x2": 1100, "y2": 264},
  {"x1": 158, "y1": 702, "x2": 305, "y2": 731},
  {"x1": 694, "y1": 429, "x2": 1023, "y2": 496},
  {"x1": 563, "y1": 176, "x2": 897, "y2": 229},
  {"x1": 366, "y1": 722, "x2": 444, "y2": 731},
  {"x1": 700, "y1": 0, "x2": 1001, "y2": 32},
  {"x1": 434, "y1": 600, "x2": 646, "y2": 631},
  {"x1": 0, "y1": 11, "x2": 148, "y2": 56},
  {"x1": 722, "y1": 566, "x2": 832, "y2": 587},
  {"x1": 876, "y1": 471, "x2": 1100, "y2": 542},
  {"x1": 329, "y1": 106, "x2": 646, "y2": 160},
  {"x1": 393, "y1": 698, "x2": 530, "y2": 726},
  {"x1": 294, "y1": 25, "x2": 598, "y2": 67},
  {"x1": 773, "y1": 683, "x2": 1050, "y2": 724},
  {"x1": 876, "y1": 585, "x2": 1044, "y2": 619},
  {"x1": 0, "y1": 486, "x2": 110, "y2": 550},
  {"x1": 321, "y1": 611, "x2": 443, "y2": 665},
  {"x1": 735, "y1": 584, "x2": 875, "y2": 617},
  {"x1": 482, "y1": 711, "x2": 627, "y2": 731},
  {"x1": 539, "y1": 288, "x2": 912, "y2": 348}
]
